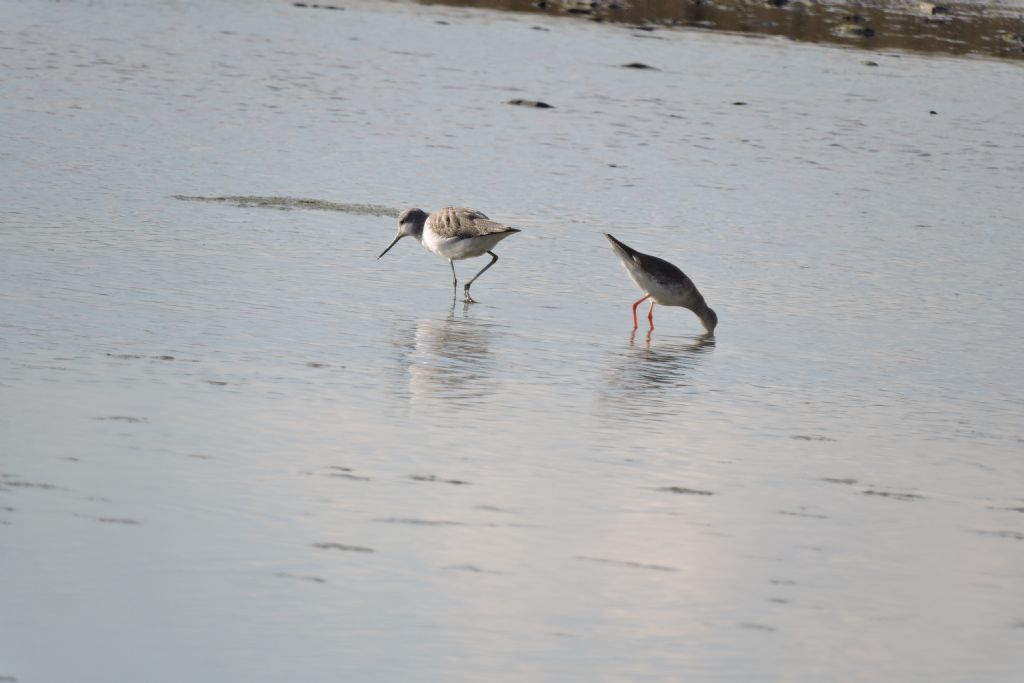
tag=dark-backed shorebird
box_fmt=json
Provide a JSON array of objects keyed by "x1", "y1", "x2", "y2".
[
  {"x1": 378, "y1": 206, "x2": 521, "y2": 303},
  {"x1": 605, "y1": 233, "x2": 717, "y2": 334}
]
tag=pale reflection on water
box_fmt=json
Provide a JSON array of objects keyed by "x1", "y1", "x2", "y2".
[
  {"x1": 601, "y1": 332, "x2": 716, "y2": 419},
  {"x1": 408, "y1": 303, "x2": 499, "y2": 406}
]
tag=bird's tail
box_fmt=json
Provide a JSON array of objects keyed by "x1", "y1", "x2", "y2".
[{"x1": 604, "y1": 233, "x2": 639, "y2": 262}]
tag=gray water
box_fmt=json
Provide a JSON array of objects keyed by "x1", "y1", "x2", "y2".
[{"x1": 2, "y1": 1, "x2": 1023, "y2": 681}]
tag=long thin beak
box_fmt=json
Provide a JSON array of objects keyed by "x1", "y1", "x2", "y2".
[{"x1": 377, "y1": 234, "x2": 403, "y2": 259}]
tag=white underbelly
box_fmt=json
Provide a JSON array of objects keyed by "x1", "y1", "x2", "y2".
[{"x1": 424, "y1": 231, "x2": 510, "y2": 261}]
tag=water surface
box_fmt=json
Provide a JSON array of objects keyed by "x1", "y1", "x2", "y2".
[{"x1": 2, "y1": 1, "x2": 1023, "y2": 681}]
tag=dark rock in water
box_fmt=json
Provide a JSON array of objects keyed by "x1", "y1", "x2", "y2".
[
  {"x1": 577, "y1": 556, "x2": 678, "y2": 572},
  {"x1": 975, "y1": 529, "x2": 1024, "y2": 541},
  {"x1": 843, "y1": 14, "x2": 867, "y2": 23},
  {"x1": 732, "y1": 101, "x2": 747, "y2": 106},
  {"x1": 863, "y1": 490, "x2": 925, "y2": 501},
  {"x1": 929, "y1": 110, "x2": 938, "y2": 115},
  {"x1": 533, "y1": 0, "x2": 550, "y2": 8},
  {"x1": 840, "y1": 23, "x2": 878, "y2": 37},
  {"x1": 531, "y1": 25, "x2": 550, "y2": 31},
  {"x1": 862, "y1": 60, "x2": 879, "y2": 66},
  {"x1": 765, "y1": 0, "x2": 789, "y2": 7},
  {"x1": 659, "y1": 486, "x2": 714, "y2": 496},
  {"x1": 508, "y1": 99, "x2": 554, "y2": 109},
  {"x1": 822, "y1": 477, "x2": 858, "y2": 485},
  {"x1": 275, "y1": 572, "x2": 326, "y2": 583},
  {"x1": 921, "y1": 3, "x2": 950, "y2": 15},
  {"x1": 410, "y1": 474, "x2": 471, "y2": 485},
  {"x1": 313, "y1": 542, "x2": 374, "y2": 552},
  {"x1": 623, "y1": 62, "x2": 657, "y2": 69}
]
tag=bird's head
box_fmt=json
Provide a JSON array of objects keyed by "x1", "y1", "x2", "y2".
[
  {"x1": 378, "y1": 208, "x2": 428, "y2": 259},
  {"x1": 701, "y1": 306, "x2": 718, "y2": 335}
]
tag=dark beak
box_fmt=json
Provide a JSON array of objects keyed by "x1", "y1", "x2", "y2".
[{"x1": 377, "y1": 234, "x2": 403, "y2": 259}]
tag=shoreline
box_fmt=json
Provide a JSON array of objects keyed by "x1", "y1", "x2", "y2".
[{"x1": 400, "y1": 0, "x2": 1024, "y2": 60}]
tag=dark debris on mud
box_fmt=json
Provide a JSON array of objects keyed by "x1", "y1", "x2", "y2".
[
  {"x1": 1, "y1": 480, "x2": 58, "y2": 490},
  {"x1": 975, "y1": 529, "x2": 1024, "y2": 541},
  {"x1": 739, "y1": 622, "x2": 777, "y2": 632},
  {"x1": 106, "y1": 353, "x2": 197, "y2": 362},
  {"x1": 659, "y1": 486, "x2": 714, "y2": 496},
  {"x1": 173, "y1": 195, "x2": 399, "y2": 217},
  {"x1": 444, "y1": 563, "x2": 505, "y2": 574},
  {"x1": 320, "y1": 465, "x2": 370, "y2": 481},
  {"x1": 410, "y1": 474, "x2": 471, "y2": 485},
  {"x1": 292, "y1": 2, "x2": 344, "y2": 10},
  {"x1": 576, "y1": 556, "x2": 678, "y2": 572},
  {"x1": 74, "y1": 513, "x2": 141, "y2": 524},
  {"x1": 507, "y1": 98, "x2": 554, "y2": 108},
  {"x1": 373, "y1": 517, "x2": 465, "y2": 526},
  {"x1": 778, "y1": 508, "x2": 828, "y2": 519},
  {"x1": 863, "y1": 490, "x2": 925, "y2": 501},
  {"x1": 792, "y1": 434, "x2": 837, "y2": 442},
  {"x1": 275, "y1": 571, "x2": 327, "y2": 583},
  {"x1": 313, "y1": 542, "x2": 374, "y2": 552}
]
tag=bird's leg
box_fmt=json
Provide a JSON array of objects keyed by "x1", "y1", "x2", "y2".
[
  {"x1": 463, "y1": 251, "x2": 499, "y2": 304},
  {"x1": 631, "y1": 295, "x2": 651, "y2": 329},
  {"x1": 647, "y1": 301, "x2": 656, "y2": 329},
  {"x1": 449, "y1": 259, "x2": 458, "y2": 298}
]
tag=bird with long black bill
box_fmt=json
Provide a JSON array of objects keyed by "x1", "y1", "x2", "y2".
[{"x1": 378, "y1": 206, "x2": 520, "y2": 304}]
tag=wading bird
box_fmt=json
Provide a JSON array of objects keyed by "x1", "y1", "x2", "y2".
[
  {"x1": 378, "y1": 207, "x2": 521, "y2": 303},
  {"x1": 605, "y1": 233, "x2": 717, "y2": 334}
]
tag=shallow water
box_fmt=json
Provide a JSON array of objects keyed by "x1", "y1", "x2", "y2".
[{"x1": 2, "y1": 1, "x2": 1024, "y2": 681}]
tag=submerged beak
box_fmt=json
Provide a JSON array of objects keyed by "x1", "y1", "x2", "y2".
[{"x1": 377, "y1": 234, "x2": 404, "y2": 259}]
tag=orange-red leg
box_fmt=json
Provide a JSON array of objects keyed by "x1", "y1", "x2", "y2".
[
  {"x1": 647, "y1": 301, "x2": 656, "y2": 329},
  {"x1": 631, "y1": 295, "x2": 651, "y2": 329}
]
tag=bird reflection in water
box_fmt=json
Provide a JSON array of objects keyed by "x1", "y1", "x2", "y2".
[
  {"x1": 601, "y1": 332, "x2": 716, "y2": 420},
  {"x1": 407, "y1": 301, "x2": 497, "y2": 408}
]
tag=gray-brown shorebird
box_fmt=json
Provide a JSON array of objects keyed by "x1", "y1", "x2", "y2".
[
  {"x1": 379, "y1": 206, "x2": 520, "y2": 303},
  {"x1": 605, "y1": 233, "x2": 718, "y2": 334}
]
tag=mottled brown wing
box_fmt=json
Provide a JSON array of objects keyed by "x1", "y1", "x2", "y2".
[{"x1": 428, "y1": 207, "x2": 516, "y2": 238}]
